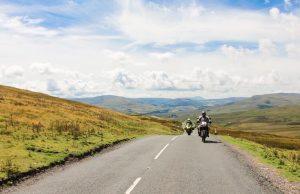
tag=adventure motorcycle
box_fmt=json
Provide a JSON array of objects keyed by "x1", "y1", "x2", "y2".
[
  {"x1": 198, "y1": 121, "x2": 209, "y2": 142},
  {"x1": 185, "y1": 123, "x2": 194, "y2": 135}
]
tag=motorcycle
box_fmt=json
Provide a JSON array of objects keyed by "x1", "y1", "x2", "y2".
[
  {"x1": 185, "y1": 123, "x2": 194, "y2": 135},
  {"x1": 198, "y1": 121, "x2": 209, "y2": 142}
]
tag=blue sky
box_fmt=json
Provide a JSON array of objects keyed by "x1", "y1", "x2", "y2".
[
  {"x1": 3, "y1": 0, "x2": 299, "y2": 28},
  {"x1": 2, "y1": 0, "x2": 298, "y2": 50},
  {"x1": 0, "y1": 0, "x2": 299, "y2": 98},
  {"x1": 1, "y1": 0, "x2": 298, "y2": 33}
]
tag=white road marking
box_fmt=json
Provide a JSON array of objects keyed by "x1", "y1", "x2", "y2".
[
  {"x1": 171, "y1": 136, "x2": 178, "y2": 141},
  {"x1": 125, "y1": 177, "x2": 142, "y2": 194},
  {"x1": 154, "y1": 143, "x2": 169, "y2": 160},
  {"x1": 125, "y1": 137, "x2": 176, "y2": 193}
]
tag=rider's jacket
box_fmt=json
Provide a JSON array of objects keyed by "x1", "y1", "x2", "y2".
[
  {"x1": 197, "y1": 116, "x2": 211, "y2": 124},
  {"x1": 186, "y1": 121, "x2": 193, "y2": 127}
]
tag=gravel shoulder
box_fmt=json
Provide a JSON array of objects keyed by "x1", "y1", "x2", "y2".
[{"x1": 220, "y1": 136, "x2": 300, "y2": 194}]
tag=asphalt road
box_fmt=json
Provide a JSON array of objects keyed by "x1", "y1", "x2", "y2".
[{"x1": 4, "y1": 132, "x2": 276, "y2": 194}]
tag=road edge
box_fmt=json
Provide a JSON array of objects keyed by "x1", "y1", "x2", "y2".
[
  {"x1": 219, "y1": 136, "x2": 300, "y2": 194},
  {"x1": 0, "y1": 137, "x2": 134, "y2": 191}
]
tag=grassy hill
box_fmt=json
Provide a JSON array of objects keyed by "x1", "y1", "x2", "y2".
[
  {"x1": 0, "y1": 85, "x2": 181, "y2": 183},
  {"x1": 213, "y1": 105, "x2": 300, "y2": 137},
  {"x1": 210, "y1": 93, "x2": 300, "y2": 114}
]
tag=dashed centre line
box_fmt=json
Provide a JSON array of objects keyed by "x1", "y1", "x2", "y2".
[
  {"x1": 171, "y1": 136, "x2": 178, "y2": 141},
  {"x1": 154, "y1": 143, "x2": 169, "y2": 160},
  {"x1": 155, "y1": 136, "x2": 178, "y2": 160},
  {"x1": 125, "y1": 177, "x2": 142, "y2": 194},
  {"x1": 125, "y1": 136, "x2": 179, "y2": 193}
]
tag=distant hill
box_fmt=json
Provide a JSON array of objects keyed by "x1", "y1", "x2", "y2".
[
  {"x1": 72, "y1": 95, "x2": 167, "y2": 114},
  {"x1": 73, "y1": 93, "x2": 300, "y2": 120},
  {"x1": 209, "y1": 93, "x2": 300, "y2": 114},
  {"x1": 72, "y1": 96, "x2": 244, "y2": 116},
  {"x1": 167, "y1": 93, "x2": 300, "y2": 120}
]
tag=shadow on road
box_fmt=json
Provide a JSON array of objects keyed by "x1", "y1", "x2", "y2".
[{"x1": 205, "y1": 140, "x2": 222, "y2": 143}]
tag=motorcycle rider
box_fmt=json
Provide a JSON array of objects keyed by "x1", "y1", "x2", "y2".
[
  {"x1": 197, "y1": 111, "x2": 212, "y2": 137},
  {"x1": 185, "y1": 118, "x2": 193, "y2": 126},
  {"x1": 185, "y1": 118, "x2": 194, "y2": 134}
]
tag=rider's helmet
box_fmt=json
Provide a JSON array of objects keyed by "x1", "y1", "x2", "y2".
[
  {"x1": 202, "y1": 111, "x2": 206, "y2": 117},
  {"x1": 187, "y1": 118, "x2": 191, "y2": 121}
]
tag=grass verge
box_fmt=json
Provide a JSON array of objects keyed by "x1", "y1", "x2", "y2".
[
  {"x1": 216, "y1": 129, "x2": 300, "y2": 150},
  {"x1": 220, "y1": 135, "x2": 300, "y2": 182}
]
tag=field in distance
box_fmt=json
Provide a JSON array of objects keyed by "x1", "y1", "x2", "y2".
[{"x1": 214, "y1": 105, "x2": 300, "y2": 138}]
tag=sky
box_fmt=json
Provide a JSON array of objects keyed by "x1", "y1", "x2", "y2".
[{"x1": 0, "y1": 0, "x2": 299, "y2": 99}]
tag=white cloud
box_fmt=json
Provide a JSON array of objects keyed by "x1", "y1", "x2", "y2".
[
  {"x1": 112, "y1": 0, "x2": 300, "y2": 44},
  {"x1": 3, "y1": 65, "x2": 24, "y2": 78},
  {"x1": 108, "y1": 67, "x2": 295, "y2": 96},
  {"x1": 269, "y1": 7, "x2": 280, "y2": 19},
  {"x1": 143, "y1": 71, "x2": 175, "y2": 90},
  {"x1": 190, "y1": 68, "x2": 240, "y2": 93},
  {"x1": 285, "y1": 43, "x2": 300, "y2": 57},
  {"x1": 0, "y1": 66, "x2": 3, "y2": 79},
  {"x1": 0, "y1": 62, "x2": 107, "y2": 97},
  {"x1": 0, "y1": 14, "x2": 58, "y2": 37},
  {"x1": 106, "y1": 50, "x2": 132, "y2": 65},
  {"x1": 29, "y1": 62, "x2": 94, "y2": 80},
  {"x1": 284, "y1": 0, "x2": 292, "y2": 8},
  {"x1": 258, "y1": 39, "x2": 276, "y2": 55},
  {"x1": 149, "y1": 52, "x2": 174, "y2": 63},
  {"x1": 112, "y1": 68, "x2": 240, "y2": 92},
  {"x1": 112, "y1": 70, "x2": 176, "y2": 91},
  {"x1": 21, "y1": 77, "x2": 106, "y2": 98},
  {"x1": 113, "y1": 70, "x2": 138, "y2": 89},
  {"x1": 220, "y1": 45, "x2": 254, "y2": 59},
  {"x1": 0, "y1": 59, "x2": 297, "y2": 98},
  {"x1": 30, "y1": 62, "x2": 54, "y2": 75},
  {"x1": 254, "y1": 70, "x2": 281, "y2": 84}
]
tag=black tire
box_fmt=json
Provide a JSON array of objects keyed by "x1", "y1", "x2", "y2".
[
  {"x1": 186, "y1": 129, "x2": 191, "y2": 135},
  {"x1": 202, "y1": 136, "x2": 206, "y2": 143}
]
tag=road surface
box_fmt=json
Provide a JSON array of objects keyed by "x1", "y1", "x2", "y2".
[{"x1": 3, "y1": 133, "x2": 278, "y2": 194}]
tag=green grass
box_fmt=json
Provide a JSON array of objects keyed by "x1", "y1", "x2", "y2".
[
  {"x1": 216, "y1": 129, "x2": 300, "y2": 150},
  {"x1": 213, "y1": 105, "x2": 300, "y2": 138},
  {"x1": 210, "y1": 104, "x2": 300, "y2": 182},
  {"x1": 220, "y1": 135, "x2": 300, "y2": 182},
  {"x1": 0, "y1": 85, "x2": 181, "y2": 182}
]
